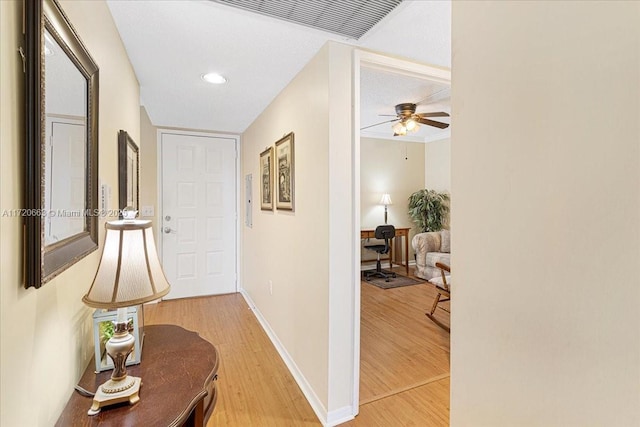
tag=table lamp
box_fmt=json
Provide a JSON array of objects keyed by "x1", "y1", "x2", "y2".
[
  {"x1": 380, "y1": 193, "x2": 392, "y2": 224},
  {"x1": 82, "y1": 217, "x2": 171, "y2": 415}
]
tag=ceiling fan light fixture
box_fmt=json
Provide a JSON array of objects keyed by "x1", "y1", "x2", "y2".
[
  {"x1": 201, "y1": 73, "x2": 227, "y2": 84},
  {"x1": 392, "y1": 121, "x2": 407, "y2": 136},
  {"x1": 361, "y1": 102, "x2": 449, "y2": 135},
  {"x1": 405, "y1": 118, "x2": 418, "y2": 131}
]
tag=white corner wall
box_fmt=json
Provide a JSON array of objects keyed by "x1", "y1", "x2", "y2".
[
  {"x1": 0, "y1": 1, "x2": 140, "y2": 425},
  {"x1": 241, "y1": 42, "x2": 355, "y2": 425},
  {"x1": 451, "y1": 2, "x2": 640, "y2": 426},
  {"x1": 326, "y1": 42, "x2": 356, "y2": 423}
]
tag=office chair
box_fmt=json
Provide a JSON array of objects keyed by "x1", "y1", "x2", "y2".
[{"x1": 363, "y1": 225, "x2": 397, "y2": 282}]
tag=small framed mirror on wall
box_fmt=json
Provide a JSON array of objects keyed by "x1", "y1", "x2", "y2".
[{"x1": 23, "y1": 0, "x2": 99, "y2": 288}]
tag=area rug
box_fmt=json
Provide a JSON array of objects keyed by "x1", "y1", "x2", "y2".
[{"x1": 363, "y1": 274, "x2": 425, "y2": 289}]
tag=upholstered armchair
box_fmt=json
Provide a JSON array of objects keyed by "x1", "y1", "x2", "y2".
[{"x1": 411, "y1": 229, "x2": 450, "y2": 280}]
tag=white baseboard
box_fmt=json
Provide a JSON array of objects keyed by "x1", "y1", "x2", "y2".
[
  {"x1": 327, "y1": 406, "x2": 355, "y2": 426},
  {"x1": 240, "y1": 289, "x2": 332, "y2": 426}
]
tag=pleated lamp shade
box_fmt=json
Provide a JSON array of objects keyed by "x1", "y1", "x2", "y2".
[
  {"x1": 380, "y1": 194, "x2": 393, "y2": 206},
  {"x1": 83, "y1": 220, "x2": 171, "y2": 309}
]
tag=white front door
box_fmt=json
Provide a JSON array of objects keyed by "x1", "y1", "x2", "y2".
[{"x1": 160, "y1": 131, "x2": 237, "y2": 299}]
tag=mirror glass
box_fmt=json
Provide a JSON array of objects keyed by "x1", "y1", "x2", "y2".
[{"x1": 44, "y1": 29, "x2": 87, "y2": 245}]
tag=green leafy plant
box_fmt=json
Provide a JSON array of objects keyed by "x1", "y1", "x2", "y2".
[
  {"x1": 99, "y1": 320, "x2": 115, "y2": 345},
  {"x1": 407, "y1": 189, "x2": 450, "y2": 232}
]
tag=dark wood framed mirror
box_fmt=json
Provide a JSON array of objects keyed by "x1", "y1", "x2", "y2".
[
  {"x1": 24, "y1": 0, "x2": 99, "y2": 288},
  {"x1": 118, "y1": 130, "x2": 139, "y2": 214}
]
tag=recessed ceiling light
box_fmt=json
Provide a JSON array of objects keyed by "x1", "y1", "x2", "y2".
[{"x1": 201, "y1": 73, "x2": 227, "y2": 84}]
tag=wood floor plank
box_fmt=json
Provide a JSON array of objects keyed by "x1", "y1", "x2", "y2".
[
  {"x1": 145, "y1": 294, "x2": 321, "y2": 426},
  {"x1": 142, "y1": 268, "x2": 450, "y2": 426},
  {"x1": 359, "y1": 273, "x2": 450, "y2": 403}
]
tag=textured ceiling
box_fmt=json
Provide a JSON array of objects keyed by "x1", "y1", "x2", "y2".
[{"x1": 106, "y1": 0, "x2": 450, "y2": 136}]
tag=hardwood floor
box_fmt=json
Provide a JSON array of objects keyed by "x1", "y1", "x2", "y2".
[
  {"x1": 145, "y1": 293, "x2": 320, "y2": 426},
  {"x1": 358, "y1": 273, "x2": 450, "y2": 404},
  {"x1": 345, "y1": 269, "x2": 450, "y2": 426},
  {"x1": 144, "y1": 269, "x2": 450, "y2": 426}
]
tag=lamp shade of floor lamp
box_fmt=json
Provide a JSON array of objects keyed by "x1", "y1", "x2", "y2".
[
  {"x1": 380, "y1": 193, "x2": 392, "y2": 224},
  {"x1": 82, "y1": 219, "x2": 171, "y2": 415}
]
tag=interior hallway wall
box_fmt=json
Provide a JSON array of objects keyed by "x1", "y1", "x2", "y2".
[
  {"x1": 0, "y1": 1, "x2": 140, "y2": 425},
  {"x1": 241, "y1": 42, "x2": 355, "y2": 423},
  {"x1": 139, "y1": 106, "x2": 159, "y2": 235},
  {"x1": 451, "y1": 1, "x2": 640, "y2": 425}
]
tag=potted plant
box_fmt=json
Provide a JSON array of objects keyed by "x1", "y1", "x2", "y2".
[{"x1": 407, "y1": 189, "x2": 450, "y2": 232}]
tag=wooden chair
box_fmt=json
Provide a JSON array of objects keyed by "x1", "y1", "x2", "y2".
[{"x1": 426, "y1": 262, "x2": 450, "y2": 333}]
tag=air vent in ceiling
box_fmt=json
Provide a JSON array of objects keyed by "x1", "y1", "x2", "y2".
[{"x1": 210, "y1": 0, "x2": 404, "y2": 40}]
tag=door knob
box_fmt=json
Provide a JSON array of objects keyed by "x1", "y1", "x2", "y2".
[{"x1": 163, "y1": 227, "x2": 176, "y2": 234}]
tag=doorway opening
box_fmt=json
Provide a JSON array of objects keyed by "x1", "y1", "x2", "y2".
[{"x1": 352, "y1": 50, "x2": 451, "y2": 419}]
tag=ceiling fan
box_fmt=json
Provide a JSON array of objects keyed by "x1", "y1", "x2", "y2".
[{"x1": 361, "y1": 103, "x2": 450, "y2": 136}]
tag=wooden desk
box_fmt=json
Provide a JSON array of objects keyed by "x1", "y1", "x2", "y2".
[
  {"x1": 361, "y1": 227, "x2": 411, "y2": 276},
  {"x1": 56, "y1": 324, "x2": 219, "y2": 427}
]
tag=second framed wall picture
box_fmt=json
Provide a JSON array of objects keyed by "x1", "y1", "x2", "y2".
[
  {"x1": 259, "y1": 146, "x2": 274, "y2": 210},
  {"x1": 275, "y1": 132, "x2": 295, "y2": 211},
  {"x1": 118, "y1": 130, "x2": 139, "y2": 214}
]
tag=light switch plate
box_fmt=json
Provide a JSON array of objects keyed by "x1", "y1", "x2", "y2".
[
  {"x1": 100, "y1": 181, "x2": 111, "y2": 211},
  {"x1": 141, "y1": 205, "x2": 154, "y2": 217}
]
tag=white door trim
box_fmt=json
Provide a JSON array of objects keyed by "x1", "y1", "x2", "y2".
[
  {"x1": 156, "y1": 128, "x2": 241, "y2": 293},
  {"x1": 351, "y1": 49, "x2": 451, "y2": 415}
]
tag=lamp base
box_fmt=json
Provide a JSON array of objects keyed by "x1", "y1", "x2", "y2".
[{"x1": 87, "y1": 376, "x2": 141, "y2": 416}]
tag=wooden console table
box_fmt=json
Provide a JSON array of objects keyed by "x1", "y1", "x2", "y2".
[
  {"x1": 56, "y1": 324, "x2": 219, "y2": 427},
  {"x1": 361, "y1": 227, "x2": 411, "y2": 276}
]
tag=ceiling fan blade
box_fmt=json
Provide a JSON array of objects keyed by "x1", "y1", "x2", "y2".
[
  {"x1": 416, "y1": 112, "x2": 449, "y2": 118},
  {"x1": 417, "y1": 117, "x2": 450, "y2": 129},
  {"x1": 360, "y1": 118, "x2": 398, "y2": 130}
]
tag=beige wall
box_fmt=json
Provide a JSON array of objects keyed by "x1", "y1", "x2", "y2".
[
  {"x1": 425, "y1": 137, "x2": 450, "y2": 193},
  {"x1": 360, "y1": 137, "x2": 425, "y2": 261},
  {"x1": 425, "y1": 137, "x2": 451, "y2": 229},
  {"x1": 0, "y1": 1, "x2": 140, "y2": 425},
  {"x1": 451, "y1": 2, "x2": 640, "y2": 425},
  {"x1": 139, "y1": 106, "x2": 159, "y2": 241},
  {"x1": 241, "y1": 42, "x2": 355, "y2": 422}
]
